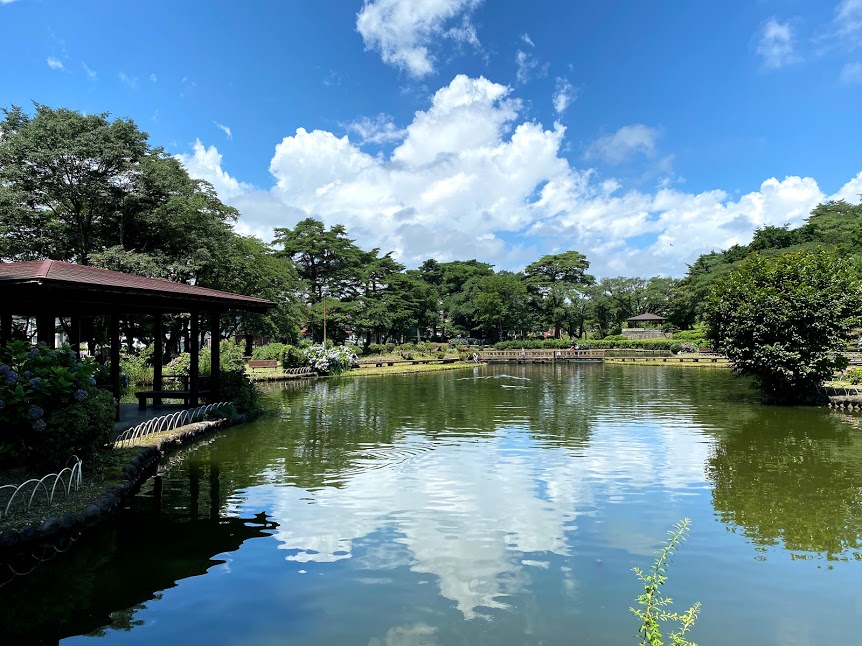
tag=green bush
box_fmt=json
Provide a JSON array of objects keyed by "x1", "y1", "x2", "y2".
[
  {"x1": 218, "y1": 370, "x2": 261, "y2": 414},
  {"x1": 282, "y1": 345, "x2": 305, "y2": 368},
  {"x1": 252, "y1": 343, "x2": 288, "y2": 361},
  {"x1": 366, "y1": 343, "x2": 387, "y2": 355},
  {"x1": 39, "y1": 388, "x2": 116, "y2": 468},
  {"x1": 846, "y1": 368, "x2": 862, "y2": 385},
  {"x1": 670, "y1": 342, "x2": 682, "y2": 354},
  {"x1": 0, "y1": 341, "x2": 109, "y2": 468}
]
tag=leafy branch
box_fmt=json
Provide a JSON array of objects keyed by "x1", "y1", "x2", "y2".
[{"x1": 631, "y1": 518, "x2": 701, "y2": 646}]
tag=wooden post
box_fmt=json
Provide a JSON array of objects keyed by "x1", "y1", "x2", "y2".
[
  {"x1": 69, "y1": 315, "x2": 81, "y2": 358},
  {"x1": 153, "y1": 314, "x2": 164, "y2": 406},
  {"x1": 209, "y1": 310, "x2": 220, "y2": 403},
  {"x1": 0, "y1": 312, "x2": 11, "y2": 347},
  {"x1": 110, "y1": 313, "x2": 121, "y2": 420},
  {"x1": 36, "y1": 313, "x2": 55, "y2": 348},
  {"x1": 189, "y1": 310, "x2": 199, "y2": 406}
]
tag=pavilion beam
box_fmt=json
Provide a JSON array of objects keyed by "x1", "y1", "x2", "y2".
[
  {"x1": 209, "y1": 310, "x2": 220, "y2": 403},
  {"x1": 36, "y1": 313, "x2": 55, "y2": 348},
  {"x1": 189, "y1": 310, "x2": 200, "y2": 406},
  {"x1": 110, "y1": 312, "x2": 121, "y2": 420},
  {"x1": 153, "y1": 314, "x2": 164, "y2": 406}
]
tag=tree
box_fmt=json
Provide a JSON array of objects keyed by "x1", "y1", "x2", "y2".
[
  {"x1": 704, "y1": 248, "x2": 862, "y2": 403},
  {"x1": 473, "y1": 272, "x2": 530, "y2": 342},
  {"x1": 0, "y1": 105, "x2": 149, "y2": 264},
  {"x1": 525, "y1": 251, "x2": 595, "y2": 337},
  {"x1": 272, "y1": 218, "x2": 364, "y2": 302}
]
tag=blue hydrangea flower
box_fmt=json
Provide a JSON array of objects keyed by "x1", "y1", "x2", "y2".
[
  {"x1": 29, "y1": 376, "x2": 42, "y2": 388},
  {"x1": 74, "y1": 389, "x2": 88, "y2": 402},
  {"x1": 29, "y1": 405, "x2": 44, "y2": 419},
  {"x1": 87, "y1": 376, "x2": 97, "y2": 386},
  {"x1": 5, "y1": 371, "x2": 17, "y2": 386},
  {"x1": 32, "y1": 419, "x2": 46, "y2": 432},
  {"x1": 28, "y1": 347, "x2": 41, "y2": 359},
  {"x1": 22, "y1": 370, "x2": 31, "y2": 378},
  {"x1": 0, "y1": 364, "x2": 9, "y2": 374}
]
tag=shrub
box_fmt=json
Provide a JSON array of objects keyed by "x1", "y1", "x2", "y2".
[
  {"x1": 282, "y1": 345, "x2": 306, "y2": 368},
  {"x1": 305, "y1": 344, "x2": 358, "y2": 375},
  {"x1": 121, "y1": 346, "x2": 154, "y2": 386},
  {"x1": 847, "y1": 368, "x2": 862, "y2": 385},
  {"x1": 218, "y1": 370, "x2": 261, "y2": 414},
  {"x1": 451, "y1": 337, "x2": 482, "y2": 347},
  {"x1": 670, "y1": 342, "x2": 682, "y2": 354},
  {"x1": 366, "y1": 343, "x2": 387, "y2": 355},
  {"x1": 0, "y1": 341, "x2": 110, "y2": 468},
  {"x1": 252, "y1": 343, "x2": 288, "y2": 361},
  {"x1": 39, "y1": 388, "x2": 116, "y2": 468}
]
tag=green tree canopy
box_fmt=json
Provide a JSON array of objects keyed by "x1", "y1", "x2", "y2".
[{"x1": 704, "y1": 248, "x2": 862, "y2": 403}]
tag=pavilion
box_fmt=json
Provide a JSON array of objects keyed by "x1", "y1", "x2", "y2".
[
  {"x1": 626, "y1": 313, "x2": 666, "y2": 327},
  {"x1": 0, "y1": 260, "x2": 274, "y2": 418}
]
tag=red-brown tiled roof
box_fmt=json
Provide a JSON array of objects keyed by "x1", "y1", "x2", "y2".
[{"x1": 0, "y1": 260, "x2": 274, "y2": 312}]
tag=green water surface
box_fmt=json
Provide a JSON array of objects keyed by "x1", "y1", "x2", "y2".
[{"x1": 2, "y1": 364, "x2": 862, "y2": 645}]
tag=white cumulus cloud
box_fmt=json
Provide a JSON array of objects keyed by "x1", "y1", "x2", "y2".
[
  {"x1": 176, "y1": 74, "x2": 861, "y2": 279},
  {"x1": 356, "y1": 0, "x2": 482, "y2": 77},
  {"x1": 46, "y1": 57, "x2": 63, "y2": 70},
  {"x1": 756, "y1": 18, "x2": 799, "y2": 69},
  {"x1": 175, "y1": 139, "x2": 251, "y2": 200}
]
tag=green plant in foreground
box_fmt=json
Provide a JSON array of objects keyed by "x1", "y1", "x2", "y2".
[{"x1": 631, "y1": 518, "x2": 701, "y2": 646}]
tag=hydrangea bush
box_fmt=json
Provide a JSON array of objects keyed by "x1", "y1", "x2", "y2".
[
  {"x1": 304, "y1": 344, "x2": 358, "y2": 375},
  {"x1": 0, "y1": 341, "x2": 114, "y2": 468}
]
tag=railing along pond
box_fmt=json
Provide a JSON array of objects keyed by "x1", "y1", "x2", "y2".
[
  {"x1": 480, "y1": 348, "x2": 673, "y2": 362},
  {"x1": 113, "y1": 402, "x2": 231, "y2": 448},
  {"x1": 0, "y1": 456, "x2": 83, "y2": 519}
]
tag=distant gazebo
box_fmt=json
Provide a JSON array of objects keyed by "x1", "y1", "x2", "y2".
[
  {"x1": 0, "y1": 260, "x2": 274, "y2": 412},
  {"x1": 626, "y1": 313, "x2": 666, "y2": 327}
]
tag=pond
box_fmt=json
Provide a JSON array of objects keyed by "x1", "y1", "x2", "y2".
[{"x1": 3, "y1": 364, "x2": 862, "y2": 645}]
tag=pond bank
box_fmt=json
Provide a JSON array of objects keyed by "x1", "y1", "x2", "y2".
[{"x1": 0, "y1": 412, "x2": 252, "y2": 556}]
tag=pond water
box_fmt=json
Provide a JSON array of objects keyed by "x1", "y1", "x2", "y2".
[{"x1": 3, "y1": 364, "x2": 862, "y2": 645}]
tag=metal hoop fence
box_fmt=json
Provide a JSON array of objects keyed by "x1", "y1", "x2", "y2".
[
  {"x1": 0, "y1": 456, "x2": 83, "y2": 519},
  {"x1": 283, "y1": 366, "x2": 315, "y2": 376},
  {"x1": 113, "y1": 402, "x2": 231, "y2": 448}
]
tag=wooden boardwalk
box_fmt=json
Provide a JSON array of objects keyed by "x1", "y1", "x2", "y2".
[{"x1": 480, "y1": 349, "x2": 606, "y2": 363}]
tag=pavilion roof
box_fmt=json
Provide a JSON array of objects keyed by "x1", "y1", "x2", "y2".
[
  {"x1": 0, "y1": 260, "x2": 274, "y2": 314},
  {"x1": 627, "y1": 312, "x2": 666, "y2": 322}
]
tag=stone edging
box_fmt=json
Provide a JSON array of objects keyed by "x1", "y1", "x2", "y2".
[{"x1": 0, "y1": 413, "x2": 251, "y2": 555}]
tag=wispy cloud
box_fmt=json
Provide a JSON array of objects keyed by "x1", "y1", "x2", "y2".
[
  {"x1": 0, "y1": 0, "x2": 18, "y2": 5},
  {"x1": 149, "y1": 73, "x2": 157, "y2": 83},
  {"x1": 756, "y1": 18, "x2": 799, "y2": 70},
  {"x1": 553, "y1": 77, "x2": 575, "y2": 115},
  {"x1": 840, "y1": 60, "x2": 862, "y2": 84},
  {"x1": 521, "y1": 33, "x2": 534, "y2": 47},
  {"x1": 82, "y1": 62, "x2": 97, "y2": 79},
  {"x1": 214, "y1": 122, "x2": 232, "y2": 140},
  {"x1": 345, "y1": 113, "x2": 407, "y2": 145},
  {"x1": 835, "y1": 0, "x2": 862, "y2": 44},
  {"x1": 515, "y1": 49, "x2": 546, "y2": 84},
  {"x1": 46, "y1": 57, "x2": 63, "y2": 70},
  {"x1": 118, "y1": 72, "x2": 138, "y2": 89},
  {"x1": 585, "y1": 124, "x2": 660, "y2": 165}
]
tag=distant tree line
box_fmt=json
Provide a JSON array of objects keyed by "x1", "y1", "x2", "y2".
[{"x1": 3, "y1": 103, "x2": 862, "y2": 398}]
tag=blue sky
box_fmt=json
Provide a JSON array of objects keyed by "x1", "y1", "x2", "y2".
[{"x1": 2, "y1": 0, "x2": 861, "y2": 277}]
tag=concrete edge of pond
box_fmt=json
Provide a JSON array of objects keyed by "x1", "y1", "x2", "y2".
[{"x1": 0, "y1": 412, "x2": 254, "y2": 557}]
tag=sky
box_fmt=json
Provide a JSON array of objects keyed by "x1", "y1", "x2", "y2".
[{"x1": 1, "y1": 0, "x2": 861, "y2": 278}]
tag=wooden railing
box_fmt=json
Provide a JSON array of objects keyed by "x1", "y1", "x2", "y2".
[{"x1": 480, "y1": 349, "x2": 606, "y2": 361}]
